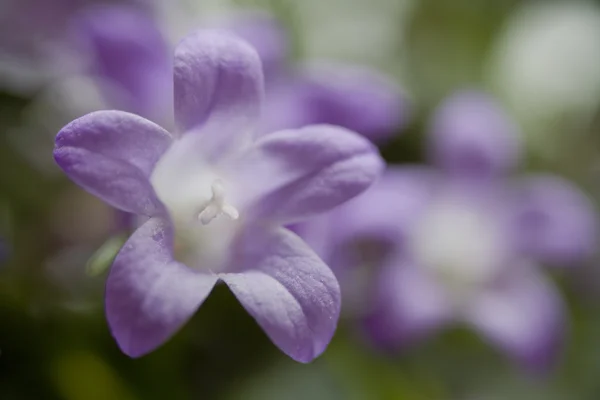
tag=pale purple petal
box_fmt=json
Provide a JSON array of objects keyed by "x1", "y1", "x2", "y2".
[
  {"x1": 229, "y1": 125, "x2": 384, "y2": 224},
  {"x1": 173, "y1": 30, "x2": 263, "y2": 154},
  {"x1": 71, "y1": 5, "x2": 172, "y2": 121},
  {"x1": 220, "y1": 226, "x2": 340, "y2": 363},
  {"x1": 510, "y1": 174, "x2": 597, "y2": 265},
  {"x1": 363, "y1": 255, "x2": 451, "y2": 349},
  {"x1": 106, "y1": 217, "x2": 218, "y2": 357},
  {"x1": 298, "y1": 64, "x2": 409, "y2": 142},
  {"x1": 220, "y1": 12, "x2": 288, "y2": 80},
  {"x1": 259, "y1": 80, "x2": 315, "y2": 133},
  {"x1": 428, "y1": 90, "x2": 521, "y2": 178},
  {"x1": 54, "y1": 110, "x2": 172, "y2": 215},
  {"x1": 465, "y1": 265, "x2": 564, "y2": 370}
]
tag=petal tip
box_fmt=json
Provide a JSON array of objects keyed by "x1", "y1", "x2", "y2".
[
  {"x1": 174, "y1": 29, "x2": 263, "y2": 73},
  {"x1": 173, "y1": 29, "x2": 264, "y2": 136},
  {"x1": 115, "y1": 338, "x2": 152, "y2": 359}
]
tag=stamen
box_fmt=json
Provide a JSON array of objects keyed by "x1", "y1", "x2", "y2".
[{"x1": 198, "y1": 179, "x2": 239, "y2": 225}]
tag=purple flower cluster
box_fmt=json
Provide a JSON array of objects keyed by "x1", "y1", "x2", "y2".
[{"x1": 52, "y1": 6, "x2": 597, "y2": 370}]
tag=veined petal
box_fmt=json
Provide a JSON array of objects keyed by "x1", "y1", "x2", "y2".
[
  {"x1": 106, "y1": 217, "x2": 218, "y2": 358},
  {"x1": 220, "y1": 226, "x2": 340, "y2": 363},
  {"x1": 465, "y1": 265, "x2": 565, "y2": 370},
  {"x1": 54, "y1": 110, "x2": 172, "y2": 215},
  {"x1": 428, "y1": 90, "x2": 521, "y2": 178},
  {"x1": 71, "y1": 5, "x2": 172, "y2": 121},
  {"x1": 173, "y1": 30, "x2": 263, "y2": 156},
  {"x1": 511, "y1": 174, "x2": 597, "y2": 265},
  {"x1": 230, "y1": 125, "x2": 385, "y2": 224},
  {"x1": 363, "y1": 255, "x2": 451, "y2": 349}
]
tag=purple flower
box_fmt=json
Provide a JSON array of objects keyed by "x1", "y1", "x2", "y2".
[
  {"x1": 53, "y1": 30, "x2": 384, "y2": 361},
  {"x1": 0, "y1": 0, "x2": 156, "y2": 92},
  {"x1": 298, "y1": 89, "x2": 597, "y2": 369},
  {"x1": 0, "y1": 0, "x2": 83, "y2": 56},
  {"x1": 222, "y1": 12, "x2": 409, "y2": 140},
  {"x1": 69, "y1": 5, "x2": 172, "y2": 123},
  {"x1": 0, "y1": 0, "x2": 156, "y2": 52}
]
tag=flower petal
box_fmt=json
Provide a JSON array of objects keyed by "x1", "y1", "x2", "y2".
[
  {"x1": 54, "y1": 111, "x2": 172, "y2": 215},
  {"x1": 362, "y1": 255, "x2": 451, "y2": 349},
  {"x1": 510, "y1": 174, "x2": 597, "y2": 265},
  {"x1": 221, "y1": 12, "x2": 289, "y2": 80},
  {"x1": 220, "y1": 226, "x2": 340, "y2": 363},
  {"x1": 71, "y1": 5, "x2": 172, "y2": 121},
  {"x1": 428, "y1": 90, "x2": 521, "y2": 178},
  {"x1": 293, "y1": 166, "x2": 436, "y2": 280},
  {"x1": 259, "y1": 80, "x2": 315, "y2": 134},
  {"x1": 231, "y1": 124, "x2": 385, "y2": 224},
  {"x1": 173, "y1": 29, "x2": 263, "y2": 154},
  {"x1": 323, "y1": 167, "x2": 435, "y2": 256},
  {"x1": 106, "y1": 217, "x2": 218, "y2": 358},
  {"x1": 298, "y1": 63, "x2": 409, "y2": 142},
  {"x1": 465, "y1": 265, "x2": 565, "y2": 370}
]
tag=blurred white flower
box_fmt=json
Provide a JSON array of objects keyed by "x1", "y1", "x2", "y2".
[
  {"x1": 487, "y1": 1, "x2": 600, "y2": 157},
  {"x1": 294, "y1": 0, "x2": 415, "y2": 73}
]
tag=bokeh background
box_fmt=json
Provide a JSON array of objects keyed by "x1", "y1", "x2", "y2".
[{"x1": 2, "y1": 0, "x2": 600, "y2": 399}]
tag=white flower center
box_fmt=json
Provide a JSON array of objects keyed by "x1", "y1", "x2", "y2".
[
  {"x1": 149, "y1": 145, "x2": 242, "y2": 271},
  {"x1": 411, "y1": 198, "x2": 505, "y2": 299},
  {"x1": 197, "y1": 179, "x2": 239, "y2": 225}
]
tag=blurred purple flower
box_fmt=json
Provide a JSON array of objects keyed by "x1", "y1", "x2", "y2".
[
  {"x1": 0, "y1": 0, "x2": 87, "y2": 56},
  {"x1": 222, "y1": 13, "x2": 409, "y2": 140},
  {"x1": 427, "y1": 90, "x2": 521, "y2": 179},
  {"x1": 69, "y1": 5, "x2": 172, "y2": 123},
  {"x1": 0, "y1": 0, "x2": 157, "y2": 91},
  {"x1": 0, "y1": 0, "x2": 155, "y2": 51},
  {"x1": 298, "y1": 89, "x2": 597, "y2": 370},
  {"x1": 53, "y1": 31, "x2": 384, "y2": 361}
]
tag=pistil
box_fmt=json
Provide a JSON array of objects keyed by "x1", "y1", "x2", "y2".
[{"x1": 197, "y1": 179, "x2": 239, "y2": 225}]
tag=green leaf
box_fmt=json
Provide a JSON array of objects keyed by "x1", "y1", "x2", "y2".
[{"x1": 85, "y1": 235, "x2": 127, "y2": 277}]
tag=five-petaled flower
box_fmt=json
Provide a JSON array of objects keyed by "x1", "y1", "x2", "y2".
[{"x1": 53, "y1": 30, "x2": 384, "y2": 362}]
